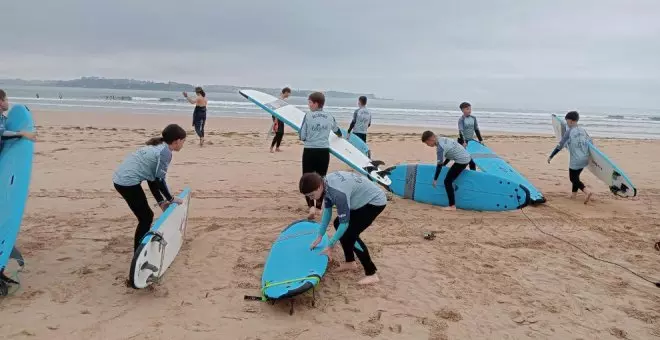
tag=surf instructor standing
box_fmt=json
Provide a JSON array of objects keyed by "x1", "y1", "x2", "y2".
[{"x1": 183, "y1": 87, "x2": 208, "y2": 147}]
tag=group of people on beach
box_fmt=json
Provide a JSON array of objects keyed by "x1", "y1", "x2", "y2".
[{"x1": 0, "y1": 86, "x2": 595, "y2": 287}]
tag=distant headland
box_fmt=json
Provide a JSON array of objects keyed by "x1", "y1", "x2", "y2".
[{"x1": 0, "y1": 76, "x2": 386, "y2": 100}]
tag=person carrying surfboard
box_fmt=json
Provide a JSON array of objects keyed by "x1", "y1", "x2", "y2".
[
  {"x1": 0, "y1": 90, "x2": 37, "y2": 151},
  {"x1": 457, "y1": 102, "x2": 481, "y2": 171},
  {"x1": 300, "y1": 171, "x2": 386, "y2": 285},
  {"x1": 113, "y1": 124, "x2": 186, "y2": 250},
  {"x1": 270, "y1": 87, "x2": 291, "y2": 153},
  {"x1": 347, "y1": 96, "x2": 371, "y2": 143},
  {"x1": 547, "y1": 111, "x2": 593, "y2": 204},
  {"x1": 422, "y1": 131, "x2": 473, "y2": 211},
  {"x1": 300, "y1": 92, "x2": 343, "y2": 218},
  {"x1": 183, "y1": 87, "x2": 207, "y2": 147}
]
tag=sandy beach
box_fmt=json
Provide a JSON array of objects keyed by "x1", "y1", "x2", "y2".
[{"x1": 1, "y1": 109, "x2": 660, "y2": 340}]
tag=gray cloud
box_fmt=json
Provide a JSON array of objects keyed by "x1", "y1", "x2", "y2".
[{"x1": 2, "y1": 0, "x2": 659, "y2": 109}]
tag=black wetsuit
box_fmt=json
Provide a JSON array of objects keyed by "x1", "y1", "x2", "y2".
[{"x1": 192, "y1": 105, "x2": 207, "y2": 138}]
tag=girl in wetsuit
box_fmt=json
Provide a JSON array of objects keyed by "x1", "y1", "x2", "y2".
[
  {"x1": 113, "y1": 124, "x2": 186, "y2": 250},
  {"x1": 183, "y1": 87, "x2": 208, "y2": 147},
  {"x1": 270, "y1": 87, "x2": 291, "y2": 153},
  {"x1": 300, "y1": 171, "x2": 387, "y2": 285}
]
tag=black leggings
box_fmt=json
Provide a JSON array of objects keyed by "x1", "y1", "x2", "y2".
[
  {"x1": 114, "y1": 183, "x2": 154, "y2": 250},
  {"x1": 468, "y1": 160, "x2": 476, "y2": 171},
  {"x1": 569, "y1": 168, "x2": 586, "y2": 193},
  {"x1": 271, "y1": 132, "x2": 283, "y2": 148},
  {"x1": 445, "y1": 162, "x2": 469, "y2": 207},
  {"x1": 333, "y1": 204, "x2": 385, "y2": 276},
  {"x1": 302, "y1": 148, "x2": 330, "y2": 209},
  {"x1": 354, "y1": 133, "x2": 367, "y2": 143},
  {"x1": 194, "y1": 118, "x2": 206, "y2": 138}
]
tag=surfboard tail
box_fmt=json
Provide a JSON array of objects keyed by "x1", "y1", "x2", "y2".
[{"x1": 516, "y1": 185, "x2": 532, "y2": 209}]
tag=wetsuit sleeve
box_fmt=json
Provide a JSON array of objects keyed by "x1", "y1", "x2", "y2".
[
  {"x1": 434, "y1": 159, "x2": 451, "y2": 181},
  {"x1": 299, "y1": 115, "x2": 308, "y2": 141},
  {"x1": 474, "y1": 117, "x2": 483, "y2": 142},
  {"x1": 457, "y1": 117, "x2": 466, "y2": 144},
  {"x1": 347, "y1": 109, "x2": 358, "y2": 133},
  {"x1": 328, "y1": 189, "x2": 350, "y2": 246},
  {"x1": 331, "y1": 116, "x2": 342, "y2": 137},
  {"x1": 318, "y1": 207, "x2": 333, "y2": 237},
  {"x1": 153, "y1": 148, "x2": 174, "y2": 202},
  {"x1": 147, "y1": 180, "x2": 165, "y2": 203}
]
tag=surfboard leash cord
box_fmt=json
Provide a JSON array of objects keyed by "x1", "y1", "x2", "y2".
[{"x1": 518, "y1": 206, "x2": 660, "y2": 288}]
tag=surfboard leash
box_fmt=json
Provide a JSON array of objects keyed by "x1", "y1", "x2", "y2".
[{"x1": 518, "y1": 205, "x2": 660, "y2": 288}]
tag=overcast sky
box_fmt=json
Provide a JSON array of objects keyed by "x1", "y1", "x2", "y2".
[{"x1": 1, "y1": 1, "x2": 659, "y2": 109}]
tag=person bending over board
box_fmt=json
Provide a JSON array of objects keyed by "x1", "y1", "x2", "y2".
[
  {"x1": 301, "y1": 171, "x2": 386, "y2": 285},
  {"x1": 457, "y1": 102, "x2": 481, "y2": 171},
  {"x1": 0, "y1": 89, "x2": 37, "y2": 151},
  {"x1": 347, "y1": 96, "x2": 372, "y2": 143},
  {"x1": 183, "y1": 87, "x2": 208, "y2": 147},
  {"x1": 547, "y1": 111, "x2": 593, "y2": 204},
  {"x1": 300, "y1": 92, "x2": 343, "y2": 219},
  {"x1": 422, "y1": 131, "x2": 473, "y2": 211},
  {"x1": 270, "y1": 87, "x2": 291, "y2": 153},
  {"x1": 113, "y1": 124, "x2": 186, "y2": 250}
]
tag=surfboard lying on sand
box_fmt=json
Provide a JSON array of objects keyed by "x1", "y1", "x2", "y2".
[
  {"x1": 466, "y1": 140, "x2": 546, "y2": 204},
  {"x1": 339, "y1": 127, "x2": 370, "y2": 157},
  {"x1": 551, "y1": 114, "x2": 637, "y2": 197},
  {"x1": 129, "y1": 188, "x2": 191, "y2": 289},
  {"x1": 0, "y1": 105, "x2": 35, "y2": 296},
  {"x1": 239, "y1": 90, "x2": 390, "y2": 187},
  {"x1": 384, "y1": 163, "x2": 530, "y2": 211},
  {"x1": 244, "y1": 220, "x2": 329, "y2": 314}
]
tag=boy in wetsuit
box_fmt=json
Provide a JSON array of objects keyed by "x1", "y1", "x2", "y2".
[
  {"x1": 270, "y1": 87, "x2": 291, "y2": 153},
  {"x1": 457, "y1": 102, "x2": 482, "y2": 171},
  {"x1": 300, "y1": 171, "x2": 386, "y2": 285},
  {"x1": 347, "y1": 96, "x2": 372, "y2": 143},
  {"x1": 299, "y1": 92, "x2": 343, "y2": 218},
  {"x1": 547, "y1": 111, "x2": 593, "y2": 204},
  {"x1": 0, "y1": 89, "x2": 37, "y2": 150},
  {"x1": 422, "y1": 131, "x2": 473, "y2": 211}
]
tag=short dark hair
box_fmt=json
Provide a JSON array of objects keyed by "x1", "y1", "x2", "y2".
[
  {"x1": 565, "y1": 111, "x2": 579, "y2": 122},
  {"x1": 421, "y1": 130, "x2": 435, "y2": 142},
  {"x1": 146, "y1": 124, "x2": 187, "y2": 146},
  {"x1": 459, "y1": 102, "x2": 471, "y2": 110},
  {"x1": 359, "y1": 96, "x2": 367, "y2": 105},
  {"x1": 195, "y1": 87, "x2": 206, "y2": 97},
  {"x1": 308, "y1": 92, "x2": 325, "y2": 108},
  {"x1": 0, "y1": 89, "x2": 6, "y2": 101},
  {"x1": 282, "y1": 87, "x2": 291, "y2": 94},
  {"x1": 299, "y1": 172, "x2": 323, "y2": 194}
]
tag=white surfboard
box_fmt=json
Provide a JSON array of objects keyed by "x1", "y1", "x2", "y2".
[
  {"x1": 129, "y1": 188, "x2": 191, "y2": 289},
  {"x1": 239, "y1": 90, "x2": 392, "y2": 187},
  {"x1": 551, "y1": 115, "x2": 637, "y2": 197}
]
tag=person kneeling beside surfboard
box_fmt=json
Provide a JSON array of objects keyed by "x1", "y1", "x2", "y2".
[
  {"x1": 113, "y1": 124, "x2": 186, "y2": 251},
  {"x1": 300, "y1": 171, "x2": 386, "y2": 285},
  {"x1": 547, "y1": 111, "x2": 593, "y2": 204},
  {"x1": 422, "y1": 131, "x2": 474, "y2": 211}
]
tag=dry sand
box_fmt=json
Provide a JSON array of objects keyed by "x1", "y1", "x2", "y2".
[{"x1": 1, "y1": 110, "x2": 660, "y2": 340}]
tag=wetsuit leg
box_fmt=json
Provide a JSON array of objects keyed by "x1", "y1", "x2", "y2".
[
  {"x1": 332, "y1": 204, "x2": 385, "y2": 276},
  {"x1": 444, "y1": 162, "x2": 469, "y2": 207},
  {"x1": 114, "y1": 183, "x2": 154, "y2": 250},
  {"x1": 569, "y1": 168, "x2": 585, "y2": 192}
]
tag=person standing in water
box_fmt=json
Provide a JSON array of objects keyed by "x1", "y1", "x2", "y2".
[
  {"x1": 183, "y1": 87, "x2": 208, "y2": 147},
  {"x1": 422, "y1": 130, "x2": 473, "y2": 211},
  {"x1": 299, "y1": 92, "x2": 343, "y2": 218},
  {"x1": 457, "y1": 102, "x2": 482, "y2": 171},
  {"x1": 113, "y1": 124, "x2": 186, "y2": 250},
  {"x1": 347, "y1": 96, "x2": 372, "y2": 143},
  {"x1": 300, "y1": 171, "x2": 386, "y2": 285},
  {"x1": 547, "y1": 111, "x2": 593, "y2": 204},
  {"x1": 270, "y1": 87, "x2": 291, "y2": 153},
  {"x1": 1, "y1": 89, "x2": 37, "y2": 151}
]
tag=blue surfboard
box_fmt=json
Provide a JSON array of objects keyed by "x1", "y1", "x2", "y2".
[
  {"x1": 386, "y1": 163, "x2": 530, "y2": 211},
  {"x1": 339, "y1": 128, "x2": 370, "y2": 157},
  {"x1": 466, "y1": 140, "x2": 546, "y2": 204},
  {"x1": 0, "y1": 105, "x2": 35, "y2": 282},
  {"x1": 261, "y1": 220, "x2": 329, "y2": 301}
]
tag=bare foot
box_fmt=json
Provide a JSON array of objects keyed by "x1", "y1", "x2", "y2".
[
  {"x1": 269, "y1": 148, "x2": 274, "y2": 153},
  {"x1": 336, "y1": 262, "x2": 359, "y2": 272},
  {"x1": 441, "y1": 206, "x2": 457, "y2": 211},
  {"x1": 358, "y1": 274, "x2": 380, "y2": 285},
  {"x1": 570, "y1": 193, "x2": 577, "y2": 199},
  {"x1": 584, "y1": 192, "x2": 593, "y2": 204},
  {"x1": 275, "y1": 148, "x2": 282, "y2": 152}
]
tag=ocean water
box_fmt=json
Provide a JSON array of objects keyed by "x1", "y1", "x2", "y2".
[{"x1": 3, "y1": 85, "x2": 660, "y2": 139}]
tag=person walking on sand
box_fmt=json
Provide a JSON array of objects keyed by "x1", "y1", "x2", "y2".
[
  {"x1": 300, "y1": 171, "x2": 386, "y2": 285},
  {"x1": 347, "y1": 96, "x2": 372, "y2": 143},
  {"x1": 183, "y1": 87, "x2": 208, "y2": 147},
  {"x1": 1, "y1": 89, "x2": 37, "y2": 151},
  {"x1": 270, "y1": 87, "x2": 291, "y2": 153},
  {"x1": 422, "y1": 130, "x2": 474, "y2": 211},
  {"x1": 547, "y1": 111, "x2": 593, "y2": 204},
  {"x1": 299, "y1": 92, "x2": 343, "y2": 219},
  {"x1": 112, "y1": 124, "x2": 186, "y2": 250}
]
